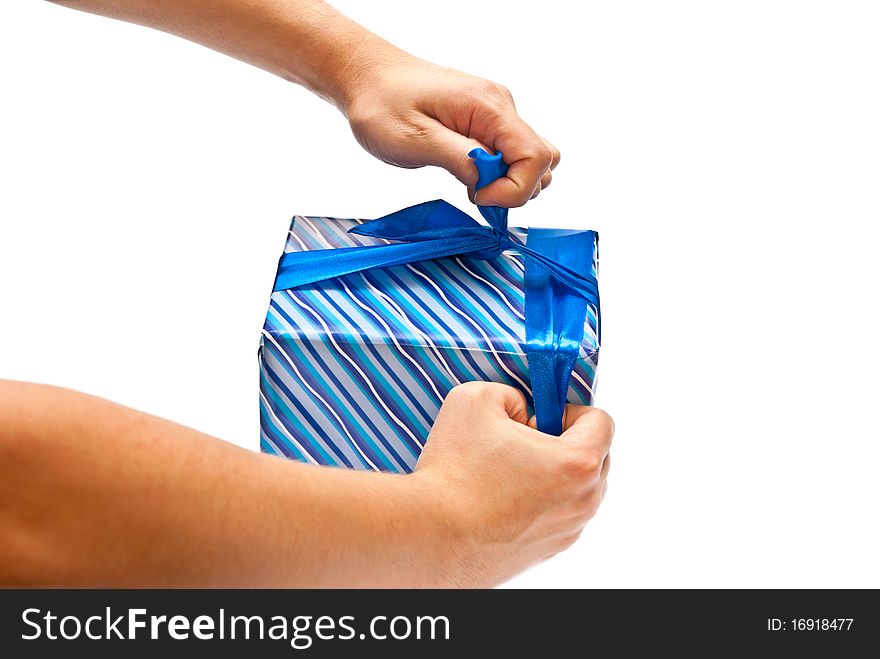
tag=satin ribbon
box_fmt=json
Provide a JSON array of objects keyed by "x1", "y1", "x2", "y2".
[{"x1": 274, "y1": 148, "x2": 599, "y2": 435}]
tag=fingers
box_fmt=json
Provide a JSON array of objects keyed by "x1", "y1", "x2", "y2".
[
  {"x1": 473, "y1": 120, "x2": 562, "y2": 208},
  {"x1": 473, "y1": 126, "x2": 551, "y2": 207},
  {"x1": 526, "y1": 406, "x2": 613, "y2": 441},
  {"x1": 539, "y1": 170, "x2": 553, "y2": 191},
  {"x1": 441, "y1": 381, "x2": 530, "y2": 425},
  {"x1": 422, "y1": 124, "x2": 556, "y2": 206},
  {"x1": 545, "y1": 137, "x2": 562, "y2": 170},
  {"x1": 409, "y1": 73, "x2": 559, "y2": 207},
  {"x1": 526, "y1": 406, "x2": 613, "y2": 482},
  {"x1": 536, "y1": 138, "x2": 561, "y2": 200},
  {"x1": 422, "y1": 123, "x2": 493, "y2": 189},
  {"x1": 448, "y1": 82, "x2": 559, "y2": 208},
  {"x1": 561, "y1": 406, "x2": 614, "y2": 455},
  {"x1": 349, "y1": 65, "x2": 560, "y2": 208}
]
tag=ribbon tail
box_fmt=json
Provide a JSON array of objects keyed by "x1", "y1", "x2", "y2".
[
  {"x1": 470, "y1": 148, "x2": 511, "y2": 234},
  {"x1": 523, "y1": 228, "x2": 598, "y2": 435}
]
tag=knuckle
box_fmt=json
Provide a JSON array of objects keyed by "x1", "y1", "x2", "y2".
[
  {"x1": 590, "y1": 408, "x2": 615, "y2": 442},
  {"x1": 577, "y1": 500, "x2": 599, "y2": 522},
  {"x1": 583, "y1": 450, "x2": 604, "y2": 477},
  {"x1": 481, "y1": 80, "x2": 508, "y2": 98},
  {"x1": 554, "y1": 530, "x2": 583, "y2": 553},
  {"x1": 535, "y1": 142, "x2": 554, "y2": 168},
  {"x1": 474, "y1": 81, "x2": 513, "y2": 111},
  {"x1": 446, "y1": 380, "x2": 490, "y2": 403},
  {"x1": 580, "y1": 509, "x2": 598, "y2": 528},
  {"x1": 400, "y1": 121, "x2": 434, "y2": 146},
  {"x1": 564, "y1": 449, "x2": 603, "y2": 482}
]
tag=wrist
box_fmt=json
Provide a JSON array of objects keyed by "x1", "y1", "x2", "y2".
[
  {"x1": 332, "y1": 36, "x2": 413, "y2": 115},
  {"x1": 401, "y1": 469, "x2": 479, "y2": 587},
  {"x1": 279, "y1": 6, "x2": 412, "y2": 113}
]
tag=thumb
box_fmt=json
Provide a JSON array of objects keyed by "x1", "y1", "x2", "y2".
[
  {"x1": 442, "y1": 382, "x2": 530, "y2": 426},
  {"x1": 560, "y1": 406, "x2": 615, "y2": 452},
  {"x1": 526, "y1": 406, "x2": 615, "y2": 441},
  {"x1": 422, "y1": 124, "x2": 492, "y2": 190}
]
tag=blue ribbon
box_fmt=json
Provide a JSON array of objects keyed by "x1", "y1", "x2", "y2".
[{"x1": 274, "y1": 148, "x2": 599, "y2": 435}]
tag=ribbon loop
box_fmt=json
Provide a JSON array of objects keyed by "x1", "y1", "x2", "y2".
[
  {"x1": 273, "y1": 148, "x2": 599, "y2": 435},
  {"x1": 350, "y1": 199, "x2": 478, "y2": 239}
]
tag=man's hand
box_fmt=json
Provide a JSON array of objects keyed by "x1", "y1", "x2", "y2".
[
  {"x1": 341, "y1": 55, "x2": 561, "y2": 207},
  {"x1": 50, "y1": 0, "x2": 559, "y2": 208},
  {"x1": 1, "y1": 380, "x2": 610, "y2": 588},
  {"x1": 414, "y1": 382, "x2": 613, "y2": 587}
]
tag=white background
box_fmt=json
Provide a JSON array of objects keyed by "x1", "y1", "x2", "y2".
[{"x1": 2, "y1": 1, "x2": 878, "y2": 588}]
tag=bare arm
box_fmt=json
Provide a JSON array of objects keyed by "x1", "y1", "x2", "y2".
[
  {"x1": 0, "y1": 380, "x2": 611, "y2": 587},
  {"x1": 49, "y1": 0, "x2": 560, "y2": 206},
  {"x1": 18, "y1": 1, "x2": 609, "y2": 588},
  {"x1": 52, "y1": 0, "x2": 390, "y2": 105}
]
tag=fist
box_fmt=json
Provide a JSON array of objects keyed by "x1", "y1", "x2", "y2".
[
  {"x1": 343, "y1": 55, "x2": 561, "y2": 207},
  {"x1": 414, "y1": 382, "x2": 613, "y2": 587}
]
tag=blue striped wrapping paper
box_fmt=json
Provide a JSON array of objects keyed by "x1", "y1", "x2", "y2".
[{"x1": 259, "y1": 213, "x2": 600, "y2": 473}]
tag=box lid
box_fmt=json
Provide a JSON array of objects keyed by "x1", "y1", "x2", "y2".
[{"x1": 265, "y1": 215, "x2": 599, "y2": 359}]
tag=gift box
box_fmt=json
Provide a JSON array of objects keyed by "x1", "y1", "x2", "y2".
[{"x1": 258, "y1": 150, "x2": 600, "y2": 473}]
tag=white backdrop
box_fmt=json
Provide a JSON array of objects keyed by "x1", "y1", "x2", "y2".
[{"x1": 1, "y1": 1, "x2": 878, "y2": 588}]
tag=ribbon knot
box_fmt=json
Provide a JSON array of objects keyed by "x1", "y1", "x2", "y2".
[
  {"x1": 461, "y1": 225, "x2": 510, "y2": 261},
  {"x1": 272, "y1": 148, "x2": 600, "y2": 436}
]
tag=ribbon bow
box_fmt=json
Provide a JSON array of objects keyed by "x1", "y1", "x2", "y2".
[{"x1": 274, "y1": 149, "x2": 600, "y2": 435}]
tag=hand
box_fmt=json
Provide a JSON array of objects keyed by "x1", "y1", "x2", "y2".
[
  {"x1": 341, "y1": 54, "x2": 561, "y2": 208},
  {"x1": 412, "y1": 382, "x2": 613, "y2": 587},
  {"x1": 55, "y1": 0, "x2": 558, "y2": 207},
  {"x1": 0, "y1": 379, "x2": 607, "y2": 588}
]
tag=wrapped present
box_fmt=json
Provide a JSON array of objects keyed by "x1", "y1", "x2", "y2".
[{"x1": 259, "y1": 149, "x2": 600, "y2": 473}]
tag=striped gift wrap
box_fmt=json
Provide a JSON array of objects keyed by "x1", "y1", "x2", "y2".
[{"x1": 259, "y1": 214, "x2": 600, "y2": 473}]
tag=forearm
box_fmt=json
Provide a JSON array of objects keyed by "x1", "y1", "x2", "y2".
[
  {"x1": 49, "y1": 0, "x2": 405, "y2": 109},
  {"x1": 0, "y1": 381, "x2": 454, "y2": 587},
  {"x1": 50, "y1": 0, "x2": 561, "y2": 205}
]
